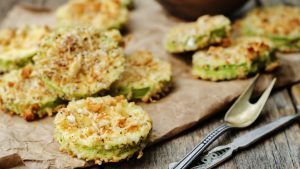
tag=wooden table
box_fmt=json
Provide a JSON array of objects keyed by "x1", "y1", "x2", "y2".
[{"x1": 0, "y1": 0, "x2": 299, "y2": 169}]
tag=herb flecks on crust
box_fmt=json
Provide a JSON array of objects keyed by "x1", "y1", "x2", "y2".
[
  {"x1": 56, "y1": 0, "x2": 129, "y2": 30},
  {"x1": 34, "y1": 27, "x2": 125, "y2": 100},
  {"x1": 0, "y1": 25, "x2": 50, "y2": 72},
  {"x1": 0, "y1": 65, "x2": 61, "y2": 121},
  {"x1": 54, "y1": 96, "x2": 152, "y2": 164},
  {"x1": 240, "y1": 6, "x2": 300, "y2": 52},
  {"x1": 111, "y1": 51, "x2": 172, "y2": 102},
  {"x1": 164, "y1": 15, "x2": 231, "y2": 53},
  {"x1": 192, "y1": 37, "x2": 278, "y2": 81}
]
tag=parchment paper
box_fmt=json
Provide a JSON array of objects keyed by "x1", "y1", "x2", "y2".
[{"x1": 1, "y1": 0, "x2": 300, "y2": 168}]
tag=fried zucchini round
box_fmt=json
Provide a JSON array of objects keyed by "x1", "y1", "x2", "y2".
[
  {"x1": 192, "y1": 37, "x2": 278, "y2": 81},
  {"x1": 0, "y1": 65, "x2": 60, "y2": 121},
  {"x1": 54, "y1": 96, "x2": 152, "y2": 164},
  {"x1": 0, "y1": 25, "x2": 50, "y2": 72},
  {"x1": 33, "y1": 27, "x2": 125, "y2": 100},
  {"x1": 56, "y1": 0, "x2": 129, "y2": 30},
  {"x1": 239, "y1": 6, "x2": 300, "y2": 52},
  {"x1": 164, "y1": 15, "x2": 231, "y2": 53},
  {"x1": 111, "y1": 51, "x2": 172, "y2": 102}
]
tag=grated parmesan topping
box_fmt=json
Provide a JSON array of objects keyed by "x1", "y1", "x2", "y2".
[
  {"x1": 54, "y1": 96, "x2": 152, "y2": 147},
  {"x1": 114, "y1": 51, "x2": 171, "y2": 88},
  {"x1": 56, "y1": 0, "x2": 129, "y2": 30},
  {"x1": 0, "y1": 25, "x2": 50, "y2": 60},
  {"x1": 242, "y1": 6, "x2": 300, "y2": 38},
  {"x1": 111, "y1": 51, "x2": 172, "y2": 101},
  {"x1": 34, "y1": 27, "x2": 125, "y2": 100},
  {"x1": 193, "y1": 37, "x2": 274, "y2": 68},
  {"x1": 196, "y1": 15, "x2": 231, "y2": 34},
  {"x1": 67, "y1": 114, "x2": 76, "y2": 123},
  {"x1": 165, "y1": 15, "x2": 231, "y2": 52},
  {"x1": 0, "y1": 65, "x2": 58, "y2": 121}
]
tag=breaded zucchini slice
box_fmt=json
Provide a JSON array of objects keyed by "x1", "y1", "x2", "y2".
[
  {"x1": 192, "y1": 37, "x2": 278, "y2": 81},
  {"x1": 34, "y1": 27, "x2": 125, "y2": 100},
  {"x1": 239, "y1": 6, "x2": 300, "y2": 52},
  {"x1": 54, "y1": 96, "x2": 152, "y2": 164},
  {"x1": 56, "y1": 0, "x2": 129, "y2": 30},
  {"x1": 111, "y1": 51, "x2": 172, "y2": 102},
  {"x1": 0, "y1": 25, "x2": 50, "y2": 72},
  {"x1": 164, "y1": 15, "x2": 231, "y2": 53},
  {"x1": 0, "y1": 65, "x2": 60, "y2": 121}
]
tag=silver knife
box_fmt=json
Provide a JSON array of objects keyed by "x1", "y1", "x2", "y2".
[{"x1": 168, "y1": 113, "x2": 300, "y2": 169}]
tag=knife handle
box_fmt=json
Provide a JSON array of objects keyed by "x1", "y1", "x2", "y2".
[{"x1": 191, "y1": 145, "x2": 234, "y2": 169}]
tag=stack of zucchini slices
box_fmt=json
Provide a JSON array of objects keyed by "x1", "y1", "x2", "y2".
[
  {"x1": 0, "y1": 0, "x2": 173, "y2": 164},
  {"x1": 34, "y1": 27, "x2": 161, "y2": 163},
  {"x1": 0, "y1": 25, "x2": 57, "y2": 121}
]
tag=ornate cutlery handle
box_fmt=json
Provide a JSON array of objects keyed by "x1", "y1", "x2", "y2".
[
  {"x1": 191, "y1": 145, "x2": 233, "y2": 169},
  {"x1": 171, "y1": 124, "x2": 232, "y2": 169}
]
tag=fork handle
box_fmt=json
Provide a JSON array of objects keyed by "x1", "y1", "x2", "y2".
[{"x1": 172, "y1": 124, "x2": 232, "y2": 169}]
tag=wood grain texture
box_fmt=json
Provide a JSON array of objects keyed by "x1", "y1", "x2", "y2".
[{"x1": 0, "y1": 0, "x2": 299, "y2": 169}]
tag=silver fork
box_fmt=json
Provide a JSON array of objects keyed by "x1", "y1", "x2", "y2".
[{"x1": 170, "y1": 74, "x2": 276, "y2": 169}]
